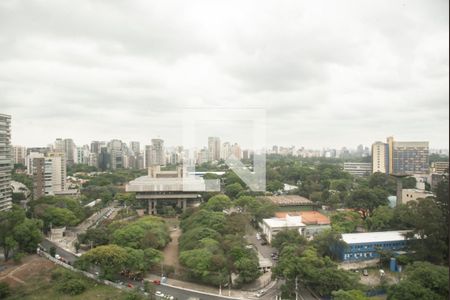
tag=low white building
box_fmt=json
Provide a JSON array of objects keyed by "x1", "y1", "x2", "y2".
[
  {"x1": 402, "y1": 189, "x2": 434, "y2": 204},
  {"x1": 261, "y1": 215, "x2": 306, "y2": 244}
]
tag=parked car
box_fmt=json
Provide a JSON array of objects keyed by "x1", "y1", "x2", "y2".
[{"x1": 254, "y1": 289, "x2": 267, "y2": 298}]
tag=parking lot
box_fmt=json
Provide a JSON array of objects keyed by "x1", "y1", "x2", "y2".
[{"x1": 246, "y1": 227, "x2": 278, "y2": 261}]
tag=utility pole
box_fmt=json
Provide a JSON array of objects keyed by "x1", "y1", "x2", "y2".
[{"x1": 295, "y1": 276, "x2": 298, "y2": 300}]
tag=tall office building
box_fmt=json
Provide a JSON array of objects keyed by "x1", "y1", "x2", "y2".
[
  {"x1": 98, "y1": 147, "x2": 110, "y2": 171},
  {"x1": 145, "y1": 139, "x2": 165, "y2": 167},
  {"x1": 371, "y1": 137, "x2": 429, "y2": 175},
  {"x1": 63, "y1": 139, "x2": 76, "y2": 166},
  {"x1": 108, "y1": 139, "x2": 124, "y2": 170},
  {"x1": 0, "y1": 114, "x2": 12, "y2": 211},
  {"x1": 130, "y1": 141, "x2": 140, "y2": 155},
  {"x1": 13, "y1": 145, "x2": 27, "y2": 165},
  {"x1": 90, "y1": 141, "x2": 101, "y2": 154},
  {"x1": 208, "y1": 137, "x2": 221, "y2": 162}
]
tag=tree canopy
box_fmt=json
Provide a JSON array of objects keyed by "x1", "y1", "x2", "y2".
[{"x1": 0, "y1": 206, "x2": 43, "y2": 261}]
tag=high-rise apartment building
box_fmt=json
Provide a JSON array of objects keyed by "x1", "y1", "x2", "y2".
[
  {"x1": 54, "y1": 138, "x2": 64, "y2": 153},
  {"x1": 145, "y1": 139, "x2": 165, "y2": 167},
  {"x1": 32, "y1": 157, "x2": 46, "y2": 200},
  {"x1": 33, "y1": 153, "x2": 67, "y2": 200},
  {"x1": 221, "y1": 142, "x2": 232, "y2": 160},
  {"x1": 208, "y1": 137, "x2": 221, "y2": 162},
  {"x1": 13, "y1": 145, "x2": 27, "y2": 165},
  {"x1": 372, "y1": 142, "x2": 389, "y2": 173},
  {"x1": 371, "y1": 137, "x2": 429, "y2": 175},
  {"x1": 47, "y1": 152, "x2": 66, "y2": 192},
  {"x1": 0, "y1": 114, "x2": 12, "y2": 211},
  {"x1": 231, "y1": 143, "x2": 242, "y2": 160},
  {"x1": 392, "y1": 141, "x2": 429, "y2": 174},
  {"x1": 26, "y1": 152, "x2": 45, "y2": 175}
]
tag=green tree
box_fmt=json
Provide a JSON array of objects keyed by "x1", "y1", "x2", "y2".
[
  {"x1": 12, "y1": 218, "x2": 43, "y2": 253},
  {"x1": 406, "y1": 198, "x2": 447, "y2": 263},
  {"x1": 224, "y1": 183, "x2": 244, "y2": 199},
  {"x1": 111, "y1": 216, "x2": 170, "y2": 250},
  {"x1": 365, "y1": 206, "x2": 394, "y2": 231},
  {"x1": 404, "y1": 262, "x2": 449, "y2": 297},
  {"x1": 235, "y1": 257, "x2": 261, "y2": 284},
  {"x1": 388, "y1": 280, "x2": 440, "y2": 300},
  {"x1": 274, "y1": 246, "x2": 360, "y2": 297},
  {"x1": 368, "y1": 172, "x2": 396, "y2": 194},
  {"x1": 180, "y1": 209, "x2": 226, "y2": 233},
  {"x1": 311, "y1": 229, "x2": 346, "y2": 260},
  {"x1": 347, "y1": 188, "x2": 388, "y2": 220},
  {"x1": 76, "y1": 244, "x2": 129, "y2": 280},
  {"x1": 0, "y1": 206, "x2": 43, "y2": 260},
  {"x1": 272, "y1": 230, "x2": 307, "y2": 252},
  {"x1": 78, "y1": 226, "x2": 111, "y2": 247},
  {"x1": 204, "y1": 194, "x2": 232, "y2": 212},
  {"x1": 267, "y1": 180, "x2": 284, "y2": 193},
  {"x1": 234, "y1": 196, "x2": 276, "y2": 224},
  {"x1": 330, "y1": 211, "x2": 362, "y2": 233}
]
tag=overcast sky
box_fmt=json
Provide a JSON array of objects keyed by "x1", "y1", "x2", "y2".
[{"x1": 0, "y1": 0, "x2": 448, "y2": 149}]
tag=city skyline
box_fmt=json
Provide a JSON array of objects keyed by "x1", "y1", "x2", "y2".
[
  {"x1": 1, "y1": 1, "x2": 448, "y2": 149},
  {"x1": 8, "y1": 130, "x2": 448, "y2": 153}
]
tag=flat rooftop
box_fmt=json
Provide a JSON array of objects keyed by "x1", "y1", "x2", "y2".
[
  {"x1": 341, "y1": 230, "x2": 412, "y2": 245},
  {"x1": 263, "y1": 195, "x2": 313, "y2": 206},
  {"x1": 263, "y1": 216, "x2": 305, "y2": 228},
  {"x1": 126, "y1": 176, "x2": 208, "y2": 192},
  {"x1": 275, "y1": 211, "x2": 330, "y2": 225}
]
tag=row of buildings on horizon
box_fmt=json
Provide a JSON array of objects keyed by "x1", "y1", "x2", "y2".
[{"x1": 1, "y1": 112, "x2": 449, "y2": 212}]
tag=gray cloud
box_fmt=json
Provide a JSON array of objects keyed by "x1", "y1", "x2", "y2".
[{"x1": 0, "y1": 0, "x2": 448, "y2": 149}]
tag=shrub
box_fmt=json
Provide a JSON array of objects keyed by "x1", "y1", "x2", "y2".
[
  {"x1": 49, "y1": 246, "x2": 56, "y2": 257},
  {"x1": 0, "y1": 282, "x2": 11, "y2": 298},
  {"x1": 56, "y1": 278, "x2": 87, "y2": 295},
  {"x1": 13, "y1": 252, "x2": 26, "y2": 264}
]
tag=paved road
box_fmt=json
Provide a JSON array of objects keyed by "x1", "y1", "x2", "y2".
[
  {"x1": 155, "y1": 284, "x2": 241, "y2": 300},
  {"x1": 40, "y1": 239, "x2": 79, "y2": 264}
]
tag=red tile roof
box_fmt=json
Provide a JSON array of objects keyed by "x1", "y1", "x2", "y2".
[{"x1": 275, "y1": 211, "x2": 331, "y2": 225}]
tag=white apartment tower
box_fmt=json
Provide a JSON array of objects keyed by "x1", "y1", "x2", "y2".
[
  {"x1": 0, "y1": 114, "x2": 12, "y2": 211},
  {"x1": 208, "y1": 137, "x2": 221, "y2": 162},
  {"x1": 13, "y1": 146, "x2": 27, "y2": 165},
  {"x1": 372, "y1": 142, "x2": 388, "y2": 173}
]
